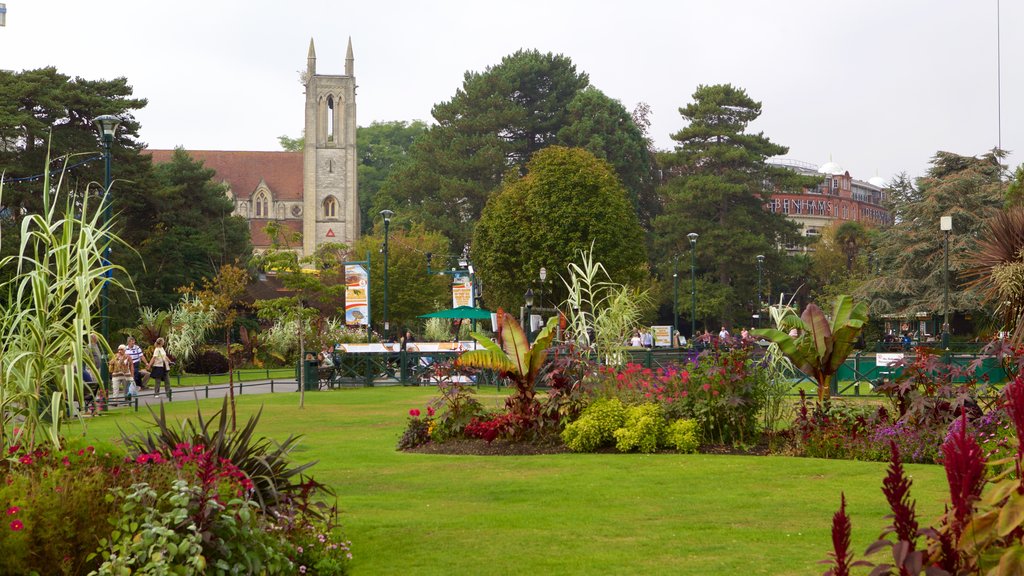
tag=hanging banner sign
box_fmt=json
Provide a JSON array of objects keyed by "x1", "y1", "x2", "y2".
[
  {"x1": 451, "y1": 272, "x2": 474, "y2": 308},
  {"x1": 344, "y1": 264, "x2": 369, "y2": 326}
]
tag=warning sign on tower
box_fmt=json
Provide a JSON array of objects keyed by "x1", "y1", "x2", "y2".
[{"x1": 326, "y1": 228, "x2": 335, "y2": 238}]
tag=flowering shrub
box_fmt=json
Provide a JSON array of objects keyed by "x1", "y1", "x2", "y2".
[
  {"x1": 665, "y1": 419, "x2": 700, "y2": 453},
  {"x1": 288, "y1": 519, "x2": 354, "y2": 576},
  {"x1": 0, "y1": 442, "x2": 127, "y2": 575},
  {"x1": 613, "y1": 403, "x2": 666, "y2": 453},
  {"x1": 397, "y1": 406, "x2": 435, "y2": 449},
  {"x1": 561, "y1": 398, "x2": 626, "y2": 452},
  {"x1": 464, "y1": 412, "x2": 524, "y2": 443}
]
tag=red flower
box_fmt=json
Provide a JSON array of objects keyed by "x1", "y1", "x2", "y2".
[
  {"x1": 701, "y1": 383, "x2": 711, "y2": 392},
  {"x1": 409, "y1": 408, "x2": 421, "y2": 417},
  {"x1": 9, "y1": 520, "x2": 23, "y2": 531},
  {"x1": 18, "y1": 455, "x2": 32, "y2": 465},
  {"x1": 426, "y1": 406, "x2": 435, "y2": 417},
  {"x1": 7, "y1": 445, "x2": 19, "y2": 455},
  {"x1": 6, "y1": 506, "x2": 18, "y2": 516}
]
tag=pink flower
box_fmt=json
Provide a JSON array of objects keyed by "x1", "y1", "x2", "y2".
[
  {"x1": 7, "y1": 445, "x2": 19, "y2": 455},
  {"x1": 18, "y1": 455, "x2": 32, "y2": 465},
  {"x1": 299, "y1": 566, "x2": 307, "y2": 574},
  {"x1": 701, "y1": 383, "x2": 711, "y2": 392},
  {"x1": 409, "y1": 409, "x2": 421, "y2": 417},
  {"x1": 427, "y1": 406, "x2": 435, "y2": 417},
  {"x1": 6, "y1": 506, "x2": 19, "y2": 516},
  {"x1": 9, "y1": 520, "x2": 23, "y2": 531}
]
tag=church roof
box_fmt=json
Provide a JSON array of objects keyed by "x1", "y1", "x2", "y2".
[
  {"x1": 146, "y1": 149, "x2": 303, "y2": 201},
  {"x1": 250, "y1": 218, "x2": 304, "y2": 247}
]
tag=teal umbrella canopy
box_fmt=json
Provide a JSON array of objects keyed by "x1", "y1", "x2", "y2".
[{"x1": 418, "y1": 306, "x2": 493, "y2": 320}]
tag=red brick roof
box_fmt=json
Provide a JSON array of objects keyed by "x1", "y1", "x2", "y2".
[
  {"x1": 250, "y1": 218, "x2": 304, "y2": 248},
  {"x1": 146, "y1": 149, "x2": 303, "y2": 201}
]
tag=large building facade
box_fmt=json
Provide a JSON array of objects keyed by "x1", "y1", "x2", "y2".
[
  {"x1": 767, "y1": 158, "x2": 891, "y2": 249},
  {"x1": 147, "y1": 38, "x2": 359, "y2": 256}
]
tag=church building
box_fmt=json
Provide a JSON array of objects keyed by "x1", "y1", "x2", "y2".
[{"x1": 147, "y1": 38, "x2": 359, "y2": 256}]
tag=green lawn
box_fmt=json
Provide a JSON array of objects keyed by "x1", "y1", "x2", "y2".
[{"x1": 71, "y1": 388, "x2": 951, "y2": 575}]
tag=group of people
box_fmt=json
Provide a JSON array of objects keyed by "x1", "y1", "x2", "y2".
[
  {"x1": 628, "y1": 329, "x2": 655, "y2": 348},
  {"x1": 105, "y1": 336, "x2": 173, "y2": 400}
]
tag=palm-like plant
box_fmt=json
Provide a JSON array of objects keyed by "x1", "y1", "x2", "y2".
[
  {"x1": 753, "y1": 295, "x2": 868, "y2": 403},
  {"x1": 457, "y1": 312, "x2": 559, "y2": 426},
  {"x1": 962, "y1": 208, "x2": 1024, "y2": 345}
]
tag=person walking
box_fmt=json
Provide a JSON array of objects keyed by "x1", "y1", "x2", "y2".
[
  {"x1": 108, "y1": 345, "x2": 134, "y2": 400},
  {"x1": 125, "y1": 337, "x2": 149, "y2": 391},
  {"x1": 146, "y1": 337, "x2": 172, "y2": 397},
  {"x1": 641, "y1": 328, "x2": 654, "y2": 349}
]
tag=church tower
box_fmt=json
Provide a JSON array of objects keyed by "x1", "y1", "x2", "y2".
[{"x1": 303, "y1": 37, "x2": 359, "y2": 256}]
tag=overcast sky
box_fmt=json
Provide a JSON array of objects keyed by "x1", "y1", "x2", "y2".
[{"x1": 1, "y1": 0, "x2": 1020, "y2": 183}]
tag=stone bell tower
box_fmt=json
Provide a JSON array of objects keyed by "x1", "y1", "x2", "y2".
[{"x1": 303, "y1": 37, "x2": 359, "y2": 256}]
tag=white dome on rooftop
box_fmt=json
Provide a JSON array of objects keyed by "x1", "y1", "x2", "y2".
[
  {"x1": 818, "y1": 161, "x2": 844, "y2": 175},
  {"x1": 868, "y1": 176, "x2": 886, "y2": 187}
]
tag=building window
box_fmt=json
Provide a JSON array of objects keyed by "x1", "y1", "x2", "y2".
[
  {"x1": 254, "y1": 192, "x2": 268, "y2": 218},
  {"x1": 323, "y1": 196, "x2": 338, "y2": 219},
  {"x1": 783, "y1": 199, "x2": 790, "y2": 214}
]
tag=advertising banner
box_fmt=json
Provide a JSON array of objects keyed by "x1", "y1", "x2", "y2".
[
  {"x1": 652, "y1": 326, "x2": 673, "y2": 347},
  {"x1": 344, "y1": 264, "x2": 369, "y2": 326},
  {"x1": 452, "y1": 273, "x2": 474, "y2": 308}
]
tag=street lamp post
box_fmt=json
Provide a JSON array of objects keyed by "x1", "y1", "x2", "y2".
[
  {"x1": 538, "y1": 267, "x2": 547, "y2": 308},
  {"x1": 673, "y1": 259, "x2": 679, "y2": 345},
  {"x1": 756, "y1": 255, "x2": 765, "y2": 328},
  {"x1": 688, "y1": 233, "x2": 698, "y2": 342},
  {"x1": 941, "y1": 216, "x2": 952, "y2": 350},
  {"x1": 380, "y1": 209, "x2": 394, "y2": 337},
  {"x1": 93, "y1": 114, "x2": 121, "y2": 386},
  {"x1": 524, "y1": 288, "x2": 535, "y2": 342}
]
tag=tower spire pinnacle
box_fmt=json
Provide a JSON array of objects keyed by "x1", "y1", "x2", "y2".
[
  {"x1": 307, "y1": 38, "x2": 316, "y2": 77},
  {"x1": 345, "y1": 37, "x2": 354, "y2": 76}
]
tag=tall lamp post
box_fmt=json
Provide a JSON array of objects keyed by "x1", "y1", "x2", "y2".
[
  {"x1": 380, "y1": 209, "x2": 394, "y2": 337},
  {"x1": 756, "y1": 255, "x2": 765, "y2": 328},
  {"x1": 538, "y1": 267, "x2": 547, "y2": 307},
  {"x1": 524, "y1": 288, "x2": 535, "y2": 342},
  {"x1": 688, "y1": 233, "x2": 699, "y2": 341},
  {"x1": 941, "y1": 215, "x2": 952, "y2": 350},
  {"x1": 672, "y1": 255, "x2": 679, "y2": 345},
  {"x1": 94, "y1": 114, "x2": 121, "y2": 385}
]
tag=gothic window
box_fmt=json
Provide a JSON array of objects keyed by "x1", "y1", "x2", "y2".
[
  {"x1": 323, "y1": 196, "x2": 338, "y2": 219},
  {"x1": 254, "y1": 191, "x2": 269, "y2": 218}
]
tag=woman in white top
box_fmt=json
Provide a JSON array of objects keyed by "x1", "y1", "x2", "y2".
[{"x1": 147, "y1": 337, "x2": 172, "y2": 397}]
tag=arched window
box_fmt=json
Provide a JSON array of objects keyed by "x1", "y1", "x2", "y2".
[
  {"x1": 323, "y1": 196, "x2": 338, "y2": 219},
  {"x1": 254, "y1": 192, "x2": 269, "y2": 218}
]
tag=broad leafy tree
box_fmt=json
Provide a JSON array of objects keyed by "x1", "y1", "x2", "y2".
[
  {"x1": 473, "y1": 146, "x2": 647, "y2": 313},
  {"x1": 652, "y1": 84, "x2": 811, "y2": 329},
  {"x1": 858, "y1": 150, "x2": 1007, "y2": 319},
  {"x1": 351, "y1": 224, "x2": 451, "y2": 338}
]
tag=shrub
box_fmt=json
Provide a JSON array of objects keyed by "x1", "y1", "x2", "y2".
[
  {"x1": 119, "y1": 398, "x2": 330, "y2": 519},
  {"x1": 0, "y1": 443, "x2": 128, "y2": 575},
  {"x1": 427, "y1": 375, "x2": 484, "y2": 441},
  {"x1": 665, "y1": 419, "x2": 700, "y2": 453},
  {"x1": 613, "y1": 403, "x2": 666, "y2": 453},
  {"x1": 561, "y1": 398, "x2": 626, "y2": 452},
  {"x1": 185, "y1": 347, "x2": 230, "y2": 374},
  {"x1": 397, "y1": 407, "x2": 434, "y2": 450}
]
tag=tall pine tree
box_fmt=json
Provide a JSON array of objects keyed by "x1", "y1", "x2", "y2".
[{"x1": 653, "y1": 84, "x2": 808, "y2": 329}]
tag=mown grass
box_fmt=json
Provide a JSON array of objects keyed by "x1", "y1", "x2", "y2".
[{"x1": 71, "y1": 388, "x2": 951, "y2": 575}]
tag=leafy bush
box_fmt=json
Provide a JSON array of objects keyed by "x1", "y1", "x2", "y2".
[
  {"x1": 185, "y1": 347, "x2": 230, "y2": 374},
  {"x1": 822, "y1": 375, "x2": 1024, "y2": 575},
  {"x1": 561, "y1": 398, "x2": 626, "y2": 452},
  {"x1": 665, "y1": 419, "x2": 700, "y2": 453},
  {"x1": 90, "y1": 481, "x2": 207, "y2": 575},
  {"x1": 0, "y1": 443, "x2": 127, "y2": 575},
  {"x1": 397, "y1": 407, "x2": 434, "y2": 450},
  {"x1": 613, "y1": 403, "x2": 665, "y2": 453},
  {"x1": 427, "y1": 374, "x2": 484, "y2": 440},
  {"x1": 119, "y1": 398, "x2": 330, "y2": 519}
]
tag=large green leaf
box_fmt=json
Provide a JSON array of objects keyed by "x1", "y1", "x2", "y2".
[
  {"x1": 457, "y1": 349, "x2": 518, "y2": 374},
  {"x1": 800, "y1": 303, "x2": 832, "y2": 364},
  {"x1": 527, "y1": 316, "x2": 560, "y2": 380},
  {"x1": 499, "y1": 312, "x2": 530, "y2": 377}
]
